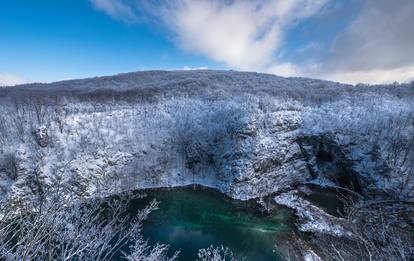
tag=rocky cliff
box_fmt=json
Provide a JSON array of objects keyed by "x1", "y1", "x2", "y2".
[{"x1": 0, "y1": 70, "x2": 413, "y2": 209}]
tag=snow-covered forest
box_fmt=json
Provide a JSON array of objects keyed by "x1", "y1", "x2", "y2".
[
  {"x1": 1, "y1": 70, "x2": 412, "y2": 204},
  {"x1": 0, "y1": 70, "x2": 413, "y2": 260}
]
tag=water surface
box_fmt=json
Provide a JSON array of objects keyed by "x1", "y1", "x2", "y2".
[{"x1": 129, "y1": 187, "x2": 298, "y2": 261}]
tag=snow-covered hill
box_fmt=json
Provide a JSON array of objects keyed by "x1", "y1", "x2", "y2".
[{"x1": 0, "y1": 70, "x2": 413, "y2": 209}]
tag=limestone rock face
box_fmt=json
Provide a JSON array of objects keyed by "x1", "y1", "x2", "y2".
[
  {"x1": 0, "y1": 70, "x2": 412, "y2": 208},
  {"x1": 0, "y1": 106, "x2": 409, "y2": 206},
  {"x1": 65, "y1": 150, "x2": 134, "y2": 198},
  {"x1": 297, "y1": 134, "x2": 362, "y2": 191},
  {"x1": 217, "y1": 129, "x2": 312, "y2": 200},
  {"x1": 169, "y1": 108, "x2": 315, "y2": 200}
]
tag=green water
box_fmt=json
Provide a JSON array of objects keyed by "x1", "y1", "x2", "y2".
[{"x1": 129, "y1": 187, "x2": 298, "y2": 261}]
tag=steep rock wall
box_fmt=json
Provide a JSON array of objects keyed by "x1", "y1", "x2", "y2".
[{"x1": 0, "y1": 71, "x2": 412, "y2": 207}]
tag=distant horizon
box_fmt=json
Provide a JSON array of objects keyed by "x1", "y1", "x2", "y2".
[
  {"x1": 4, "y1": 69, "x2": 413, "y2": 89},
  {"x1": 1, "y1": 0, "x2": 413, "y2": 86}
]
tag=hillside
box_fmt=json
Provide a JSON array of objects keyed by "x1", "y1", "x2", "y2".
[{"x1": 0, "y1": 70, "x2": 413, "y2": 206}]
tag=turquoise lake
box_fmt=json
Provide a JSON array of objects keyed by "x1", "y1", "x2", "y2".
[{"x1": 128, "y1": 187, "x2": 300, "y2": 261}]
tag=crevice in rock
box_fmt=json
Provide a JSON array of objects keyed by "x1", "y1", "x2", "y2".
[{"x1": 297, "y1": 134, "x2": 363, "y2": 196}]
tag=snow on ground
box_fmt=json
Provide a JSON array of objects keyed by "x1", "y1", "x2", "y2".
[{"x1": 0, "y1": 70, "x2": 412, "y2": 209}]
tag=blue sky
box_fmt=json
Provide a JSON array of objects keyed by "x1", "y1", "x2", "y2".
[
  {"x1": 0, "y1": 0, "x2": 219, "y2": 83},
  {"x1": 1, "y1": 0, "x2": 413, "y2": 85}
]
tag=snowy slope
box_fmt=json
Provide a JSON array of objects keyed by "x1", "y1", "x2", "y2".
[{"x1": 0, "y1": 70, "x2": 413, "y2": 208}]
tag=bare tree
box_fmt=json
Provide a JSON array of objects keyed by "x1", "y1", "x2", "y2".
[
  {"x1": 125, "y1": 234, "x2": 179, "y2": 261},
  {"x1": 197, "y1": 245, "x2": 239, "y2": 261},
  {"x1": 0, "y1": 192, "x2": 177, "y2": 261},
  {"x1": 314, "y1": 198, "x2": 414, "y2": 261}
]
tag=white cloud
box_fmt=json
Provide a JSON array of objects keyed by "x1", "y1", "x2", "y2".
[
  {"x1": 319, "y1": 0, "x2": 414, "y2": 84},
  {"x1": 90, "y1": 0, "x2": 137, "y2": 23},
  {"x1": 0, "y1": 73, "x2": 27, "y2": 87},
  {"x1": 159, "y1": 0, "x2": 328, "y2": 71},
  {"x1": 91, "y1": 0, "x2": 414, "y2": 84},
  {"x1": 90, "y1": 0, "x2": 328, "y2": 74},
  {"x1": 182, "y1": 66, "x2": 208, "y2": 71},
  {"x1": 322, "y1": 65, "x2": 414, "y2": 84},
  {"x1": 267, "y1": 63, "x2": 302, "y2": 77}
]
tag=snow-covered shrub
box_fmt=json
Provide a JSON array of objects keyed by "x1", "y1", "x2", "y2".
[
  {"x1": 0, "y1": 191, "x2": 176, "y2": 261},
  {"x1": 125, "y1": 235, "x2": 179, "y2": 261},
  {"x1": 315, "y1": 199, "x2": 414, "y2": 261},
  {"x1": 0, "y1": 70, "x2": 412, "y2": 203},
  {"x1": 197, "y1": 245, "x2": 237, "y2": 261}
]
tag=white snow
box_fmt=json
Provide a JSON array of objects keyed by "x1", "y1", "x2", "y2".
[{"x1": 0, "y1": 70, "x2": 412, "y2": 207}]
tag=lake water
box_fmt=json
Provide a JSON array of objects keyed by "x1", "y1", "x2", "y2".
[{"x1": 128, "y1": 187, "x2": 299, "y2": 261}]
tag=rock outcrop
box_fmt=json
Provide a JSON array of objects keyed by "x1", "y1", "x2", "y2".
[{"x1": 0, "y1": 70, "x2": 412, "y2": 211}]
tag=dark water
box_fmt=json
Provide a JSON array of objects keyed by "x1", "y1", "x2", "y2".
[
  {"x1": 129, "y1": 187, "x2": 298, "y2": 261},
  {"x1": 303, "y1": 185, "x2": 347, "y2": 216}
]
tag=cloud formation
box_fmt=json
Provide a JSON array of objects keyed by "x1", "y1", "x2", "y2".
[
  {"x1": 161, "y1": 0, "x2": 328, "y2": 71},
  {"x1": 0, "y1": 73, "x2": 27, "y2": 87},
  {"x1": 320, "y1": 0, "x2": 414, "y2": 83},
  {"x1": 91, "y1": 0, "x2": 327, "y2": 71},
  {"x1": 91, "y1": 0, "x2": 138, "y2": 23},
  {"x1": 91, "y1": 0, "x2": 414, "y2": 84}
]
